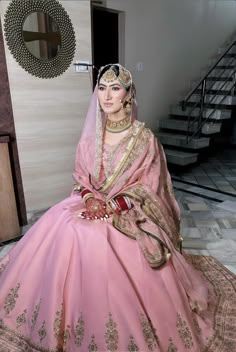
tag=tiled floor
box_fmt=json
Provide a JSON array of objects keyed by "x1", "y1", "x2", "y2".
[
  {"x1": 1, "y1": 149, "x2": 236, "y2": 275},
  {"x1": 172, "y1": 147, "x2": 236, "y2": 194},
  {"x1": 175, "y1": 190, "x2": 236, "y2": 274}
]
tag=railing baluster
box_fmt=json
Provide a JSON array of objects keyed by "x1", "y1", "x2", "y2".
[
  {"x1": 181, "y1": 40, "x2": 236, "y2": 144},
  {"x1": 199, "y1": 79, "x2": 206, "y2": 137}
]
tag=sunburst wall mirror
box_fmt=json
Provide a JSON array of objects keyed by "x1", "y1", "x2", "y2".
[{"x1": 4, "y1": 0, "x2": 76, "y2": 78}]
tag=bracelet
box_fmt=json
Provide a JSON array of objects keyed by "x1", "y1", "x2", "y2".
[
  {"x1": 81, "y1": 189, "x2": 94, "y2": 203},
  {"x1": 107, "y1": 198, "x2": 121, "y2": 215},
  {"x1": 123, "y1": 196, "x2": 133, "y2": 210},
  {"x1": 108, "y1": 196, "x2": 132, "y2": 214},
  {"x1": 115, "y1": 196, "x2": 129, "y2": 211}
]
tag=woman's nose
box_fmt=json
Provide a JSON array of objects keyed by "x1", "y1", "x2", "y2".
[{"x1": 105, "y1": 89, "x2": 111, "y2": 100}]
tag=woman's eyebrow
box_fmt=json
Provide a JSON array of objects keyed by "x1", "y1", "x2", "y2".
[{"x1": 98, "y1": 83, "x2": 121, "y2": 88}]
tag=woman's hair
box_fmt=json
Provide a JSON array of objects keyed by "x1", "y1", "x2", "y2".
[
  {"x1": 97, "y1": 64, "x2": 119, "y2": 82},
  {"x1": 97, "y1": 64, "x2": 132, "y2": 91}
]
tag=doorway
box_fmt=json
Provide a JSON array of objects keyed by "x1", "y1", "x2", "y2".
[{"x1": 91, "y1": 5, "x2": 120, "y2": 86}]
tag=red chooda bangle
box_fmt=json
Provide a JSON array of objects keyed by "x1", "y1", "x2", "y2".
[{"x1": 115, "y1": 196, "x2": 130, "y2": 211}]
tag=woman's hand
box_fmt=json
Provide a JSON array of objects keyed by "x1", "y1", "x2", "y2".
[{"x1": 78, "y1": 198, "x2": 113, "y2": 220}]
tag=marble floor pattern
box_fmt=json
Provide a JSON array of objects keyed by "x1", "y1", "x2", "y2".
[
  {"x1": 1, "y1": 187, "x2": 236, "y2": 275},
  {"x1": 172, "y1": 147, "x2": 236, "y2": 194}
]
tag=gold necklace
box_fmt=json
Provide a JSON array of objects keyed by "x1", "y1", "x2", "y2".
[{"x1": 105, "y1": 116, "x2": 131, "y2": 133}]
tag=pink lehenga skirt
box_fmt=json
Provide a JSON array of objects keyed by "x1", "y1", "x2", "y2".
[{"x1": 0, "y1": 195, "x2": 235, "y2": 352}]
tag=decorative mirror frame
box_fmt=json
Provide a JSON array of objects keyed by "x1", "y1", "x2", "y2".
[{"x1": 4, "y1": 0, "x2": 76, "y2": 79}]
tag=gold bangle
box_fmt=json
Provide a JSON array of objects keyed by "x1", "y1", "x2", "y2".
[{"x1": 83, "y1": 193, "x2": 94, "y2": 203}]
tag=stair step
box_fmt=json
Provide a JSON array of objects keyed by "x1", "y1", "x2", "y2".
[
  {"x1": 196, "y1": 89, "x2": 231, "y2": 95},
  {"x1": 189, "y1": 94, "x2": 234, "y2": 105},
  {"x1": 185, "y1": 101, "x2": 233, "y2": 110},
  {"x1": 209, "y1": 68, "x2": 234, "y2": 78},
  {"x1": 164, "y1": 149, "x2": 198, "y2": 166},
  {"x1": 170, "y1": 106, "x2": 231, "y2": 120},
  {"x1": 206, "y1": 76, "x2": 234, "y2": 82},
  {"x1": 192, "y1": 79, "x2": 233, "y2": 92},
  {"x1": 215, "y1": 65, "x2": 235, "y2": 70},
  {"x1": 195, "y1": 80, "x2": 233, "y2": 91},
  {"x1": 159, "y1": 119, "x2": 222, "y2": 134},
  {"x1": 157, "y1": 132, "x2": 210, "y2": 149},
  {"x1": 218, "y1": 57, "x2": 236, "y2": 66}
]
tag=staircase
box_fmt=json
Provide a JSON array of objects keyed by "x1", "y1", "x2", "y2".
[{"x1": 158, "y1": 41, "x2": 236, "y2": 166}]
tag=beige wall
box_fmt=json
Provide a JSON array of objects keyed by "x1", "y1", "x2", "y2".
[
  {"x1": 0, "y1": 1, "x2": 92, "y2": 215},
  {"x1": 97, "y1": 0, "x2": 236, "y2": 129}
]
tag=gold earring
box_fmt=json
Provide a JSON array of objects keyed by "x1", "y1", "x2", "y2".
[
  {"x1": 120, "y1": 99, "x2": 124, "y2": 109},
  {"x1": 124, "y1": 98, "x2": 132, "y2": 116}
]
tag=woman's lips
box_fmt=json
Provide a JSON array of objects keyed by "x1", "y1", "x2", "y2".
[{"x1": 104, "y1": 103, "x2": 113, "y2": 107}]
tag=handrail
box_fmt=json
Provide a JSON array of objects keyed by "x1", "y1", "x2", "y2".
[
  {"x1": 183, "y1": 40, "x2": 236, "y2": 105},
  {"x1": 180, "y1": 39, "x2": 236, "y2": 144}
]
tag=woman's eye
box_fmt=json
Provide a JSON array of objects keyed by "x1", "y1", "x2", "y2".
[
  {"x1": 98, "y1": 86, "x2": 105, "y2": 91},
  {"x1": 112, "y1": 86, "x2": 120, "y2": 91}
]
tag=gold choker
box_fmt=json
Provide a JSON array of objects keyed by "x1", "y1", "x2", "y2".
[{"x1": 105, "y1": 116, "x2": 131, "y2": 133}]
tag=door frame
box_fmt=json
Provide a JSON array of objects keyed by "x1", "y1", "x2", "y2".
[{"x1": 91, "y1": 4, "x2": 125, "y2": 71}]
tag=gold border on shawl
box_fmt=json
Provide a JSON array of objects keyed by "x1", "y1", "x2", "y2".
[
  {"x1": 114, "y1": 186, "x2": 182, "y2": 252},
  {"x1": 96, "y1": 123, "x2": 145, "y2": 193}
]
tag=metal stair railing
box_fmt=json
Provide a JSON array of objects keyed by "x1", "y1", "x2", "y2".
[{"x1": 181, "y1": 40, "x2": 236, "y2": 144}]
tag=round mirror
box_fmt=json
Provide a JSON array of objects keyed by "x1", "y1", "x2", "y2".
[
  {"x1": 4, "y1": 0, "x2": 76, "y2": 79},
  {"x1": 23, "y1": 12, "x2": 61, "y2": 61}
]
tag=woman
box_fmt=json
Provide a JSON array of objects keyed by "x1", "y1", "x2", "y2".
[{"x1": 0, "y1": 64, "x2": 235, "y2": 352}]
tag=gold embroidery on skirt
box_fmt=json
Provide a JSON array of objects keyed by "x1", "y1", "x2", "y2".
[
  {"x1": 0, "y1": 260, "x2": 9, "y2": 274},
  {"x1": 53, "y1": 305, "x2": 63, "y2": 339},
  {"x1": 16, "y1": 309, "x2": 27, "y2": 329},
  {"x1": 167, "y1": 338, "x2": 178, "y2": 352},
  {"x1": 176, "y1": 313, "x2": 193, "y2": 349},
  {"x1": 31, "y1": 299, "x2": 42, "y2": 330},
  {"x1": 63, "y1": 325, "x2": 71, "y2": 346},
  {"x1": 128, "y1": 335, "x2": 139, "y2": 351},
  {"x1": 4, "y1": 283, "x2": 20, "y2": 315},
  {"x1": 192, "y1": 316, "x2": 202, "y2": 335},
  {"x1": 88, "y1": 335, "x2": 98, "y2": 352},
  {"x1": 140, "y1": 313, "x2": 159, "y2": 351},
  {"x1": 105, "y1": 313, "x2": 119, "y2": 351},
  {"x1": 38, "y1": 320, "x2": 46, "y2": 342},
  {"x1": 0, "y1": 321, "x2": 56, "y2": 352},
  {"x1": 188, "y1": 255, "x2": 236, "y2": 351},
  {"x1": 75, "y1": 314, "x2": 85, "y2": 346}
]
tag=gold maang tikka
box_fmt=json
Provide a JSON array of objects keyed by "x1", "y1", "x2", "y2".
[
  {"x1": 102, "y1": 67, "x2": 117, "y2": 83},
  {"x1": 100, "y1": 65, "x2": 132, "y2": 89}
]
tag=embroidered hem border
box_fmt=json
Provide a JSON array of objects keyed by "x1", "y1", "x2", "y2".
[
  {"x1": 0, "y1": 255, "x2": 235, "y2": 351},
  {"x1": 188, "y1": 255, "x2": 236, "y2": 352}
]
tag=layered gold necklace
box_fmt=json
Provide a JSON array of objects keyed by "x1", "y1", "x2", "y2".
[{"x1": 105, "y1": 116, "x2": 131, "y2": 133}]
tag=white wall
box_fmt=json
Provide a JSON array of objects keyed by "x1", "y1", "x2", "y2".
[
  {"x1": 0, "y1": 1, "x2": 93, "y2": 215},
  {"x1": 98, "y1": 0, "x2": 236, "y2": 130}
]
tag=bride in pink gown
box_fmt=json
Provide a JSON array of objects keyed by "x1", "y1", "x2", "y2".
[{"x1": 0, "y1": 64, "x2": 235, "y2": 352}]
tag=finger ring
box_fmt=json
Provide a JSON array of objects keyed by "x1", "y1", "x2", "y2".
[
  {"x1": 93, "y1": 205, "x2": 99, "y2": 212},
  {"x1": 105, "y1": 214, "x2": 109, "y2": 218}
]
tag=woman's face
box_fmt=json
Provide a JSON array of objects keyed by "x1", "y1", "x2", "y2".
[{"x1": 98, "y1": 77, "x2": 128, "y2": 116}]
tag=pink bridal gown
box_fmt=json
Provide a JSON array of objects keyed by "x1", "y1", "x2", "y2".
[{"x1": 0, "y1": 124, "x2": 236, "y2": 352}]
